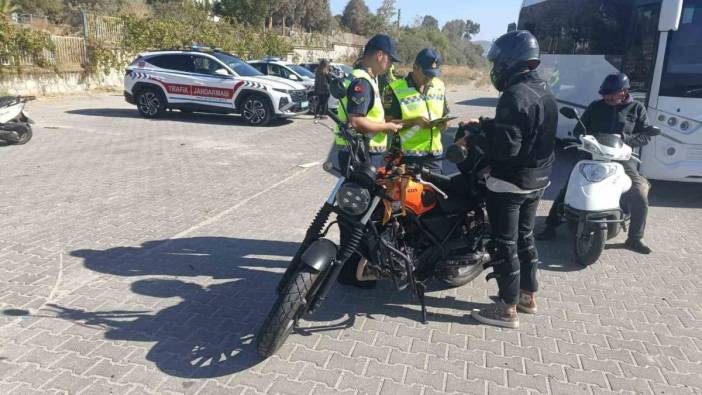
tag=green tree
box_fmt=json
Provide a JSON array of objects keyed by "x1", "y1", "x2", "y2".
[
  {"x1": 340, "y1": 0, "x2": 369, "y2": 35},
  {"x1": 1, "y1": 0, "x2": 18, "y2": 14},
  {"x1": 420, "y1": 15, "x2": 439, "y2": 31}
]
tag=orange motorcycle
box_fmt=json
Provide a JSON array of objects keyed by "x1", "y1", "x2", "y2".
[{"x1": 257, "y1": 95, "x2": 491, "y2": 359}]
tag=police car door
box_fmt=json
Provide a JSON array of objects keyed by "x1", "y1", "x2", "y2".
[
  {"x1": 189, "y1": 55, "x2": 237, "y2": 110},
  {"x1": 145, "y1": 54, "x2": 194, "y2": 105}
]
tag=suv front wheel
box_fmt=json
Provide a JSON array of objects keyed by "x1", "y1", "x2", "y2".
[
  {"x1": 241, "y1": 94, "x2": 272, "y2": 126},
  {"x1": 136, "y1": 88, "x2": 167, "y2": 118}
]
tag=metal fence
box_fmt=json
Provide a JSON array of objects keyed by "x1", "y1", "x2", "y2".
[{"x1": 84, "y1": 13, "x2": 124, "y2": 44}]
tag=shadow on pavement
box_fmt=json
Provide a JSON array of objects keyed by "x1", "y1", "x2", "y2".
[
  {"x1": 65, "y1": 108, "x2": 294, "y2": 127},
  {"x1": 1, "y1": 237, "x2": 489, "y2": 379},
  {"x1": 455, "y1": 97, "x2": 499, "y2": 107}
]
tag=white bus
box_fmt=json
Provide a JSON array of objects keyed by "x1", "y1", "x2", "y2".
[{"x1": 518, "y1": 0, "x2": 702, "y2": 182}]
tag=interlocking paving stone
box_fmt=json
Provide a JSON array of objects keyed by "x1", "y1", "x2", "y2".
[{"x1": 0, "y1": 90, "x2": 700, "y2": 394}]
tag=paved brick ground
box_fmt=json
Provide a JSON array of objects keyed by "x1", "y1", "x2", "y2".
[{"x1": 1, "y1": 89, "x2": 701, "y2": 395}]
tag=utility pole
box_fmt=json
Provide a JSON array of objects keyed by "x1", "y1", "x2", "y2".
[{"x1": 396, "y1": 9, "x2": 401, "y2": 29}]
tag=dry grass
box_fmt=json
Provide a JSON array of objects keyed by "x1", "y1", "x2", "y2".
[{"x1": 395, "y1": 65, "x2": 491, "y2": 88}]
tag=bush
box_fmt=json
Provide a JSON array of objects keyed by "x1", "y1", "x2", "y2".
[
  {"x1": 119, "y1": 6, "x2": 292, "y2": 60},
  {"x1": 0, "y1": 14, "x2": 55, "y2": 73}
]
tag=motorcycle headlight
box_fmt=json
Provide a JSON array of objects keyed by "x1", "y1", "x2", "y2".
[
  {"x1": 336, "y1": 182, "x2": 371, "y2": 216},
  {"x1": 579, "y1": 163, "x2": 617, "y2": 182}
]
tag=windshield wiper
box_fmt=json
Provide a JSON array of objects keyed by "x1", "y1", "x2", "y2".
[{"x1": 684, "y1": 88, "x2": 702, "y2": 96}]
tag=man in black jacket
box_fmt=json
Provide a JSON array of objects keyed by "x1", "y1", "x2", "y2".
[
  {"x1": 537, "y1": 73, "x2": 653, "y2": 254},
  {"x1": 457, "y1": 30, "x2": 558, "y2": 329}
]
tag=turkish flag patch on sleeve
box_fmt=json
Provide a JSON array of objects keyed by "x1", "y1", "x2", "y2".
[{"x1": 353, "y1": 84, "x2": 364, "y2": 93}]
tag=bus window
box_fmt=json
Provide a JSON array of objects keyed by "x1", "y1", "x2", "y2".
[
  {"x1": 660, "y1": 0, "x2": 702, "y2": 98},
  {"x1": 518, "y1": 0, "x2": 634, "y2": 56},
  {"x1": 622, "y1": 3, "x2": 661, "y2": 103}
]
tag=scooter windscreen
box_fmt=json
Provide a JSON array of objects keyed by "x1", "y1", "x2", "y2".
[{"x1": 592, "y1": 133, "x2": 624, "y2": 149}]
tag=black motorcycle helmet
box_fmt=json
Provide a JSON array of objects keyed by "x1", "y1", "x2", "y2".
[
  {"x1": 487, "y1": 30, "x2": 541, "y2": 91},
  {"x1": 599, "y1": 73, "x2": 630, "y2": 95}
]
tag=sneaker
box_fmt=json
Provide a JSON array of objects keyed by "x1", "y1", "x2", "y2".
[
  {"x1": 536, "y1": 226, "x2": 556, "y2": 241},
  {"x1": 517, "y1": 292, "x2": 537, "y2": 314},
  {"x1": 471, "y1": 302, "x2": 519, "y2": 328},
  {"x1": 624, "y1": 238, "x2": 652, "y2": 254}
]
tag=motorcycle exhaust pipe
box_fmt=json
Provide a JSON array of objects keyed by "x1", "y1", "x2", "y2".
[{"x1": 0, "y1": 130, "x2": 20, "y2": 143}]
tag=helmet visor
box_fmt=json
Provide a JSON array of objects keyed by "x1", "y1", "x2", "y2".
[{"x1": 486, "y1": 44, "x2": 501, "y2": 63}]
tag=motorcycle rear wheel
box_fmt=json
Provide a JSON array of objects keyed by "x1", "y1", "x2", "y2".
[
  {"x1": 574, "y1": 224, "x2": 606, "y2": 266},
  {"x1": 256, "y1": 268, "x2": 319, "y2": 358}
]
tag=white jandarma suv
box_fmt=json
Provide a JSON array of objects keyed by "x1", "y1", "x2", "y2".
[{"x1": 124, "y1": 49, "x2": 309, "y2": 126}]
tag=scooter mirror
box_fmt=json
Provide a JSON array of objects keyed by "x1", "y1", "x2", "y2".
[
  {"x1": 446, "y1": 144, "x2": 468, "y2": 164},
  {"x1": 559, "y1": 107, "x2": 579, "y2": 119},
  {"x1": 642, "y1": 125, "x2": 661, "y2": 137}
]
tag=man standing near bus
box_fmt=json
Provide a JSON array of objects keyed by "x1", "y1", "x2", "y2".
[{"x1": 537, "y1": 73, "x2": 653, "y2": 254}]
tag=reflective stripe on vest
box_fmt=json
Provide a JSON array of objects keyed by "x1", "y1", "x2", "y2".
[
  {"x1": 389, "y1": 77, "x2": 445, "y2": 156},
  {"x1": 335, "y1": 69, "x2": 387, "y2": 153}
]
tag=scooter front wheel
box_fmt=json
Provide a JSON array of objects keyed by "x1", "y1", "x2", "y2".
[{"x1": 574, "y1": 223, "x2": 606, "y2": 266}]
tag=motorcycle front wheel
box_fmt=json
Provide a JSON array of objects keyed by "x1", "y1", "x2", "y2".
[
  {"x1": 256, "y1": 267, "x2": 320, "y2": 358},
  {"x1": 16, "y1": 125, "x2": 32, "y2": 145},
  {"x1": 574, "y1": 223, "x2": 606, "y2": 266}
]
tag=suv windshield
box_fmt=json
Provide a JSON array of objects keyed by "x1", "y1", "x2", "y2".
[
  {"x1": 288, "y1": 64, "x2": 314, "y2": 78},
  {"x1": 660, "y1": 0, "x2": 702, "y2": 98},
  {"x1": 213, "y1": 53, "x2": 263, "y2": 77}
]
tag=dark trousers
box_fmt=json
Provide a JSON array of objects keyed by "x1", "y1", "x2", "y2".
[
  {"x1": 486, "y1": 190, "x2": 542, "y2": 305},
  {"x1": 545, "y1": 165, "x2": 649, "y2": 240},
  {"x1": 315, "y1": 94, "x2": 329, "y2": 116}
]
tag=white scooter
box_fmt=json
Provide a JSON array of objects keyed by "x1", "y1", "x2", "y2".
[
  {"x1": 0, "y1": 96, "x2": 35, "y2": 145},
  {"x1": 558, "y1": 107, "x2": 660, "y2": 266}
]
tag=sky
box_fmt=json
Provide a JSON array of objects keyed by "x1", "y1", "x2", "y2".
[{"x1": 330, "y1": 0, "x2": 524, "y2": 42}]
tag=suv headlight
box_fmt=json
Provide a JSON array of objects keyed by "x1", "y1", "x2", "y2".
[
  {"x1": 579, "y1": 163, "x2": 617, "y2": 182},
  {"x1": 336, "y1": 182, "x2": 371, "y2": 216},
  {"x1": 273, "y1": 88, "x2": 291, "y2": 94}
]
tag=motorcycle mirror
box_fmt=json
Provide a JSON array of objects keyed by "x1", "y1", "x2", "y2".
[
  {"x1": 642, "y1": 125, "x2": 661, "y2": 137},
  {"x1": 329, "y1": 76, "x2": 347, "y2": 100},
  {"x1": 446, "y1": 144, "x2": 468, "y2": 164},
  {"x1": 559, "y1": 107, "x2": 579, "y2": 120}
]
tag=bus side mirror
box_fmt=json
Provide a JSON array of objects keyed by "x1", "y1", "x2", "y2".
[
  {"x1": 659, "y1": 0, "x2": 683, "y2": 31},
  {"x1": 559, "y1": 107, "x2": 579, "y2": 119}
]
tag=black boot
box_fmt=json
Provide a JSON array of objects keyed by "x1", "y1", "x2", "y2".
[
  {"x1": 625, "y1": 238, "x2": 652, "y2": 254},
  {"x1": 536, "y1": 226, "x2": 556, "y2": 241}
]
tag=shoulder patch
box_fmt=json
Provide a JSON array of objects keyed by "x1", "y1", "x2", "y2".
[
  {"x1": 354, "y1": 84, "x2": 365, "y2": 93},
  {"x1": 351, "y1": 95, "x2": 366, "y2": 104}
]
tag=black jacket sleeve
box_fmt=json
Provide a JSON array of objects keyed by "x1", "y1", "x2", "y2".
[
  {"x1": 467, "y1": 92, "x2": 526, "y2": 161},
  {"x1": 624, "y1": 102, "x2": 652, "y2": 148}
]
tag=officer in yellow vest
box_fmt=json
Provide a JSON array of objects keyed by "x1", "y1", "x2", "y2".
[
  {"x1": 335, "y1": 34, "x2": 403, "y2": 174},
  {"x1": 336, "y1": 34, "x2": 403, "y2": 289},
  {"x1": 385, "y1": 48, "x2": 450, "y2": 173}
]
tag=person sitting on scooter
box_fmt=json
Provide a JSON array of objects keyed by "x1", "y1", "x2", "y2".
[{"x1": 536, "y1": 73, "x2": 653, "y2": 254}]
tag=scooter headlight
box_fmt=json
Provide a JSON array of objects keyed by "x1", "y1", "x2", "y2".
[
  {"x1": 336, "y1": 182, "x2": 371, "y2": 216},
  {"x1": 579, "y1": 163, "x2": 617, "y2": 182}
]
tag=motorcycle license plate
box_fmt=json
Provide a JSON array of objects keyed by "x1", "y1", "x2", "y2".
[{"x1": 300, "y1": 101, "x2": 308, "y2": 109}]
